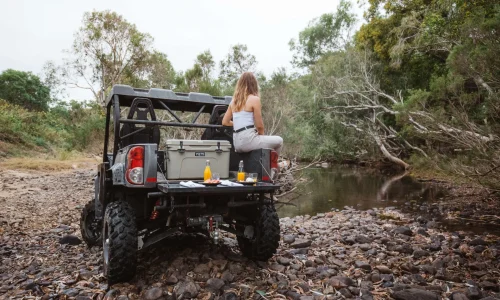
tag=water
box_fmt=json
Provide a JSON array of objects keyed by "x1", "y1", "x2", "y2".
[{"x1": 276, "y1": 165, "x2": 445, "y2": 218}]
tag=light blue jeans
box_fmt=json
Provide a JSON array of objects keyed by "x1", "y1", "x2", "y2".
[{"x1": 233, "y1": 128, "x2": 283, "y2": 156}]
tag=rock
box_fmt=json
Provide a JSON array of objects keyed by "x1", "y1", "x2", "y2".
[
  {"x1": 376, "y1": 265, "x2": 392, "y2": 274},
  {"x1": 479, "y1": 281, "x2": 499, "y2": 292},
  {"x1": 144, "y1": 287, "x2": 163, "y2": 300},
  {"x1": 417, "y1": 228, "x2": 430, "y2": 237},
  {"x1": 290, "y1": 239, "x2": 311, "y2": 248},
  {"x1": 355, "y1": 261, "x2": 372, "y2": 271},
  {"x1": 330, "y1": 278, "x2": 348, "y2": 289},
  {"x1": 469, "y1": 238, "x2": 487, "y2": 246},
  {"x1": 339, "y1": 288, "x2": 352, "y2": 297},
  {"x1": 59, "y1": 235, "x2": 81, "y2": 245},
  {"x1": 330, "y1": 276, "x2": 354, "y2": 287},
  {"x1": 221, "y1": 270, "x2": 234, "y2": 283},
  {"x1": 466, "y1": 286, "x2": 482, "y2": 299},
  {"x1": 166, "y1": 275, "x2": 178, "y2": 285},
  {"x1": 429, "y1": 242, "x2": 441, "y2": 251},
  {"x1": 283, "y1": 235, "x2": 295, "y2": 244},
  {"x1": 206, "y1": 278, "x2": 225, "y2": 291},
  {"x1": 392, "y1": 288, "x2": 438, "y2": 300},
  {"x1": 174, "y1": 280, "x2": 199, "y2": 299},
  {"x1": 393, "y1": 226, "x2": 413, "y2": 236},
  {"x1": 270, "y1": 263, "x2": 286, "y2": 272},
  {"x1": 413, "y1": 249, "x2": 430, "y2": 259},
  {"x1": 221, "y1": 292, "x2": 238, "y2": 300},
  {"x1": 62, "y1": 288, "x2": 80, "y2": 297},
  {"x1": 371, "y1": 273, "x2": 381, "y2": 282},
  {"x1": 278, "y1": 257, "x2": 291, "y2": 266},
  {"x1": 359, "y1": 244, "x2": 371, "y2": 251},
  {"x1": 355, "y1": 235, "x2": 373, "y2": 244}
]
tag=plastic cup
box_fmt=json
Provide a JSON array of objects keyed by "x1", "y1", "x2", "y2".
[
  {"x1": 211, "y1": 173, "x2": 220, "y2": 181},
  {"x1": 247, "y1": 173, "x2": 258, "y2": 182}
]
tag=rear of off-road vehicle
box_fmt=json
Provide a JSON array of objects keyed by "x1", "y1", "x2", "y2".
[{"x1": 80, "y1": 85, "x2": 282, "y2": 284}]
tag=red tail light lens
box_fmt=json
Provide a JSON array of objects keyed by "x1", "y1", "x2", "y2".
[
  {"x1": 270, "y1": 150, "x2": 279, "y2": 169},
  {"x1": 126, "y1": 146, "x2": 144, "y2": 185}
]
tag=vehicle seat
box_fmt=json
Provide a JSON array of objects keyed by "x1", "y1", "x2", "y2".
[
  {"x1": 201, "y1": 105, "x2": 233, "y2": 146},
  {"x1": 119, "y1": 98, "x2": 160, "y2": 148}
]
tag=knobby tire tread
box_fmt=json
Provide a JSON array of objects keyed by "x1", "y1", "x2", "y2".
[
  {"x1": 104, "y1": 201, "x2": 137, "y2": 284},
  {"x1": 80, "y1": 199, "x2": 102, "y2": 247},
  {"x1": 238, "y1": 204, "x2": 280, "y2": 261}
]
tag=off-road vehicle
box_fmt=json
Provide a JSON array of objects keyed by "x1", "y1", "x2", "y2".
[{"x1": 80, "y1": 85, "x2": 281, "y2": 284}]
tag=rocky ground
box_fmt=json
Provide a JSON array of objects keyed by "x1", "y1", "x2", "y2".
[{"x1": 1, "y1": 167, "x2": 500, "y2": 300}]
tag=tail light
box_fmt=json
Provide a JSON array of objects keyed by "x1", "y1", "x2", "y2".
[
  {"x1": 126, "y1": 146, "x2": 144, "y2": 185},
  {"x1": 264, "y1": 150, "x2": 279, "y2": 182}
]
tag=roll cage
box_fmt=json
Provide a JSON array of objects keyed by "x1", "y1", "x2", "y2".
[{"x1": 102, "y1": 85, "x2": 233, "y2": 163}]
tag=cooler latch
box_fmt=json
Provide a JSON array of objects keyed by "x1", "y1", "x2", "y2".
[
  {"x1": 178, "y1": 141, "x2": 185, "y2": 153},
  {"x1": 215, "y1": 141, "x2": 222, "y2": 153}
]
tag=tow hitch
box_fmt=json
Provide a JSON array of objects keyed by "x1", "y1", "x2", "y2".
[{"x1": 186, "y1": 215, "x2": 222, "y2": 244}]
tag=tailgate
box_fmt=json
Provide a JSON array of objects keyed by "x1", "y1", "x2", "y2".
[{"x1": 157, "y1": 182, "x2": 280, "y2": 195}]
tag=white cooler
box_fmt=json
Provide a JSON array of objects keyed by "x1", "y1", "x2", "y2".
[{"x1": 165, "y1": 139, "x2": 231, "y2": 179}]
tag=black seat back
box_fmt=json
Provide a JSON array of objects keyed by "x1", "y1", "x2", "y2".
[
  {"x1": 119, "y1": 98, "x2": 160, "y2": 148},
  {"x1": 201, "y1": 105, "x2": 233, "y2": 145}
]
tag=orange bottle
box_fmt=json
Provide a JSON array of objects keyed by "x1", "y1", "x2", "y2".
[
  {"x1": 204, "y1": 160, "x2": 212, "y2": 181},
  {"x1": 237, "y1": 160, "x2": 245, "y2": 182}
]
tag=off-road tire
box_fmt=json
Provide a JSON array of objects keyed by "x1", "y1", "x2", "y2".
[
  {"x1": 80, "y1": 199, "x2": 102, "y2": 247},
  {"x1": 237, "y1": 203, "x2": 280, "y2": 261},
  {"x1": 103, "y1": 201, "x2": 137, "y2": 284}
]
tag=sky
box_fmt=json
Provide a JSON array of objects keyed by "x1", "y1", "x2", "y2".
[{"x1": 0, "y1": 0, "x2": 365, "y2": 100}]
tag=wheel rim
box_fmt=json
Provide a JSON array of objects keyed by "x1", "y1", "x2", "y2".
[
  {"x1": 103, "y1": 224, "x2": 110, "y2": 272},
  {"x1": 84, "y1": 211, "x2": 100, "y2": 240}
]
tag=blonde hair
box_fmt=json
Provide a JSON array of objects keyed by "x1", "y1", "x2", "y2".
[{"x1": 232, "y1": 72, "x2": 259, "y2": 112}]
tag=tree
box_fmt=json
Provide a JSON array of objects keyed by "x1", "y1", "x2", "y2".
[
  {"x1": 63, "y1": 10, "x2": 154, "y2": 104},
  {"x1": 123, "y1": 51, "x2": 176, "y2": 90},
  {"x1": 0, "y1": 69, "x2": 51, "y2": 111},
  {"x1": 219, "y1": 44, "x2": 258, "y2": 87},
  {"x1": 289, "y1": 0, "x2": 356, "y2": 68}
]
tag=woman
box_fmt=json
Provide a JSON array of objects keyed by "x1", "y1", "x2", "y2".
[{"x1": 222, "y1": 72, "x2": 283, "y2": 156}]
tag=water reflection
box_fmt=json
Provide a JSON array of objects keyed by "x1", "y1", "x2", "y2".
[{"x1": 277, "y1": 166, "x2": 445, "y2": 218}]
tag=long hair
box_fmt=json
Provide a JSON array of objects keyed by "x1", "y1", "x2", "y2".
[{"x1": 232, "y1": 72, "x2": 259, "y2": 112}]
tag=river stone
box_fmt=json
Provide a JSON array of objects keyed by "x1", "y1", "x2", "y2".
[
  {"x1": 393, "y1": 226, "x2": 413, "y2": 236},
  {"x1": 166, "y1": 275, "x2": 178, "y2": 285},
  {"x1": 270, "y1": 263, "x2": 286, "y2": 272},
  {"x1": 356, "y1": 235, "x2": 373, "y2": 244},
  {"x1": 278, "y1": 257, "x2": 291, "y2": 266},
  {"x1": 450, "y1": 292, "x2": 469, "y2": 300},
  {"x1": 466, "y1": 286, "x2": 482, "y2": 299},
  {"x1": 376, "y1": 265, "x2": 392, "y2": 274},
  {"x1": 330, "y1": 276, "x2": 354, "y2": 287},
  {"x1": 291, "y1": 239, "x2": 311, "y2": 248},
  {"x1": 143, "y1": 287, "x2": 163, "y2": 300},
  {"x1": 355, "y1": 261, "x2": 371, "y2": 271},
  {"x1": 469, "y1": 238, "x2": 487, "y2": 246},
  {"x1": 174, "y1": 280, "x2": 198, "y2": 298},
  {"x1": 206, "y1": 278, "x2": 225, "y2": 291},
  {"x1": 59, "y1": 235, "x2": 82, "y2": 245},
  {"x1": 413, "y1": 249, "x2": 430, "y2": 259},
  {"x1": 62, "y1": 288, "x2": 80, "y2": 297},
  {"x1": 359, "y1": 244, "x2": 371, "y2": 251},
  {"x1": 283, "y1": 235, "x2": 295, "y2": 244},
  {"x1": 392, "y1": 288, "x2": 438, "y2": 300}
]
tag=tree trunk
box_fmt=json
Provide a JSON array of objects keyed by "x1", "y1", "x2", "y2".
[{"x1": 372, "y1": 134, "x2": 410, "y2": 170}]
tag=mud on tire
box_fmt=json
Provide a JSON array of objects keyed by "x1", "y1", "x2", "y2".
[
  {"x1": 237, "y1": 204, "x2": 280, "y2": 261},
  {"x1": 80, "y1": 199, "x2": 102, "y2": 247},
  {"x1": 103, "y1": 201, "x2": 137, "y2": 284}
]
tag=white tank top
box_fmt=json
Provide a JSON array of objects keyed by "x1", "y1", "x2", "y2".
[{"x1": 233, "y1": 110, "x2": 254, "y2": 131}]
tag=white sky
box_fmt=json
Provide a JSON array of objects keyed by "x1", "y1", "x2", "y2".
[{"x1": 0, "y1": 0, "x2": 364, "y2": 100}]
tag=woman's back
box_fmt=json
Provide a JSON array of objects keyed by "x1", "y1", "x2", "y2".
[{"x1": 232, "y1": 109, "x2": 254, "y2": 131}]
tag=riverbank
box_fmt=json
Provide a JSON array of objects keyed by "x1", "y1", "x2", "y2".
[{"x1": 1, "y1": 167, "x2": 499, "y2": 299}]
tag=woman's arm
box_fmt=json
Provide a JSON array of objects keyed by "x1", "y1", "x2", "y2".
[
  {"x1": 250, "y1": 96, "x2": 265, "y2": 135},
  {"x1": 222, "y1": 104, "x2": 233, "y2": 127}
]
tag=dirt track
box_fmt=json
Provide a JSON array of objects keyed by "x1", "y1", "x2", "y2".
[{"x1": 1, "y1": 167, "x2": 500, "y2": 300}]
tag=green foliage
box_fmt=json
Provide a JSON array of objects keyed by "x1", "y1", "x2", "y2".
[
  {"x1": 289, "y1": 0, "x2": 356, "y2": 67},
  {"x1": 0, "y1": 98, "x2": 105, "y2": 155},
  {"x1": 0, "y1": 69, "x2": 51, "y2": 111},
  {"x1": 219, "y1": 44, "x2": 258, "y2": 87}
]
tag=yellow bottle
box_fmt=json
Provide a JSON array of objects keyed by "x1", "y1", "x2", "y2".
[
  {"x1": 237, "y1": 160, "x2": 245, "y2": 182},
  {"x1": 204, "y1": 160, "x2": 212, "y2": 181}
]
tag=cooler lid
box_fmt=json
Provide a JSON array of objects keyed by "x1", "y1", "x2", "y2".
[{"x1": 166, "y1": 139, "x2": 231, "y2": 147}]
